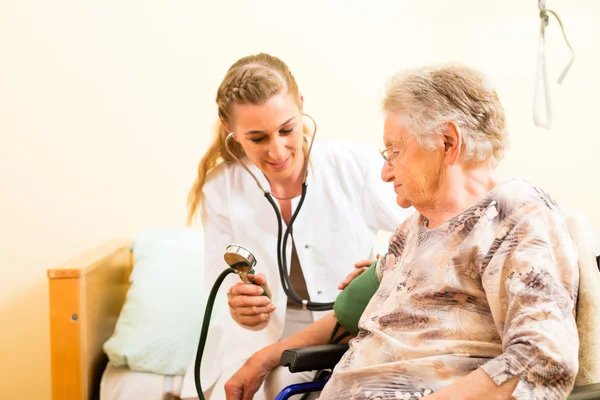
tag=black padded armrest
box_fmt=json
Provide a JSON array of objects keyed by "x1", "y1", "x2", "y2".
[
  {"x1": 279, "y1": 344, "x2": 349, "y2": 373},
  {"x1": 568, "y1": 382, "x2": 600, "y2": 400}
]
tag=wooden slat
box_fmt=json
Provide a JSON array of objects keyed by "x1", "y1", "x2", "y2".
[
  {"x1": 48, "y1": 239, "x2": 132, "y2": 400},
  {"x1": 49, "y1": 277, "x2": 84, "y2": 399}
]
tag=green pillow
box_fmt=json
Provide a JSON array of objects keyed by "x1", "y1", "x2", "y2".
[
  {"x1": 334, "y1": 261, "x2": 380, "y2": 335},
  {"x1": 103, "y1": 228, "x2": 227, "y2": 375}
]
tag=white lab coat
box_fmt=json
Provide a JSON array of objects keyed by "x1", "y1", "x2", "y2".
[{"x1": 180, "y1": 140, "x2": 413, "y2": 397}]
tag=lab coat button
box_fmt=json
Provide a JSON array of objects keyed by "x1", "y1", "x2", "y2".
[
  {"x1": 317, "y1": 290, "x2": 322, "y2": 295},
  {"x1": 304, "y1": 244, "x2": 310, "y2": 249}
]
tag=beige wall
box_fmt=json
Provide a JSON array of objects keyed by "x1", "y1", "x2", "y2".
[{"x1": 1, "y1": 1, "x2": 598, "y2": 398}]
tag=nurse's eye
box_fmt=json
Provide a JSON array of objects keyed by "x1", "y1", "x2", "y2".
[
  {"x1": 280, "y1": 125, "x2": 296, "y2": 135},
  {"x1": 250, "y1": 136, "x2": 266, "y2": 143}
]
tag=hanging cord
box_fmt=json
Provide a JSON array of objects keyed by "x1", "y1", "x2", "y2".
[{"x1": 533, "y1": 0, "x2": 575, "y2": 129}]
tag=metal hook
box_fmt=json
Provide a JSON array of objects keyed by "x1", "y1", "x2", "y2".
[
  {"x1": 539, "y1": 0, "x2": 549, "y2": 26},
  {"x1": 537, "y1": 0, "x2": 575, "y2": 84},
  {"x1": 533, "y1": 0, "x2": 575, "y2": 129}
]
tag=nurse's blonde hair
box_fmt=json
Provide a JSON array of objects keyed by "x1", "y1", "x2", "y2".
[{"x1": 187, "y1": 53, "x2": 304, "y2": 224}]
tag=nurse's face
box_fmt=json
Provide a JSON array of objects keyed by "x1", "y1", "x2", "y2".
[{"x1": 230, "y1": 92, "x2": 305, "y2": 184}]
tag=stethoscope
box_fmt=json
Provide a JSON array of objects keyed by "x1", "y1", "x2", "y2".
[{"x1": 224, "y1": 114, "x2": 335, "y2": 312}]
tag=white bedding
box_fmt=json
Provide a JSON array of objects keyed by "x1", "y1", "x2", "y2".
[{"x1": 100, "y1": 362, "x2": 184, "y2": 400}]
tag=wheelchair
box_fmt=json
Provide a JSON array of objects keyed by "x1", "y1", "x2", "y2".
[{"x1": 274, "y1": 256, "x2": 600, "y2": 400}]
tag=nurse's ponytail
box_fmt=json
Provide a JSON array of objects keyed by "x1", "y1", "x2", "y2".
[{"x1": 187, "y1": 53, "x2": 301, "y2": 224}]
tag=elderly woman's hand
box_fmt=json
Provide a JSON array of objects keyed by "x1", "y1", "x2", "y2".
[
  {"x1": 224, "y1": 346, "x2": 279, "y2": 400},
  {"x1": 228, "y1": 273, "x2": 276, "y2": 328},
  {"x1": 338, "y1": 254, "x2": 379, "y2": 290}
]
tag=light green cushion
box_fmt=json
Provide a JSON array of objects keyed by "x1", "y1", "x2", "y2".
[{"x1": 103, "y1": 228, "x2": 226, "y2": 376}]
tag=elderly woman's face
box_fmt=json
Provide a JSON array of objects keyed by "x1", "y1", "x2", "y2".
[{"x1": 381, "y1": 112, "x2": 446, "y2": 209}]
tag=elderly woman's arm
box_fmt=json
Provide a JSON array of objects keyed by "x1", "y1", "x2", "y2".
[
  {"x1": 425, "y1": 369, "x2": 518, "y2": 400},
  {"x1": 430, "y1": 204, "x2": 580, "y2": 400},
  {"x1": 224, "y1": 312, "x2": 348, "y2": 399}
]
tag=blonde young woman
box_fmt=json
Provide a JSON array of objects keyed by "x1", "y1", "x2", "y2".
[{"x1": 179, "y1": 54, "x2": 412, "y2": 400}]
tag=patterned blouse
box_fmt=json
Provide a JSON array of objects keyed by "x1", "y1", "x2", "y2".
[{"x1": 319, "y1": 179, "x2": 580, "y2": 400}]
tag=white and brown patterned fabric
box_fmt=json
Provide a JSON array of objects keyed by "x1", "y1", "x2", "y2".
[{"x1": 318, "y1": 179, "x2": 580, "y2": 400}]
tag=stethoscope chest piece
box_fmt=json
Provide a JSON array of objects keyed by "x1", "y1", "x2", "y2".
[{"x1": 224, "y1": 244, "x2": 257, "y2": 283}]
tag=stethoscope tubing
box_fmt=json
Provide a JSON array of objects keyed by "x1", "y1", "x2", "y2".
[{"x1": 224, "y1": 114, "x2": 334, "y2": 311}]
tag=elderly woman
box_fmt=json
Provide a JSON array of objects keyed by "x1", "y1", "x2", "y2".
[{"x1": 224, "y1": 65, "x2": 580, "y2": 400}]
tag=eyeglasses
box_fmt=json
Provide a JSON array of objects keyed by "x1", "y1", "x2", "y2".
[{"x1": 379, "y1": 135, "x2": 413, "y2": 166}]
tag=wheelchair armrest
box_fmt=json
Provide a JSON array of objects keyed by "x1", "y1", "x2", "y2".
[
  {"x1": 279, "y1": 344, "x2": 349, "y2": 373},
  {"x1": 569, "y1": 382, "x2": 600, "y2": 400}
]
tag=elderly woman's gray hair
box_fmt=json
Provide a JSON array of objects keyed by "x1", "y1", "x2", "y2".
[{"x1": 382, "y1": 65, "x2": 508, "y2": 164}]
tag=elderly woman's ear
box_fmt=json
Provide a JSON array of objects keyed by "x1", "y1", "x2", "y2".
[{"x1": 441, "y1": 121, "x2": 462, "y2": 166}]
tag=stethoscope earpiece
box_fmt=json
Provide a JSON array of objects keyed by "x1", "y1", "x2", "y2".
[{"x1": 225, "y1": 132, "x2": 269, "y2": 193}]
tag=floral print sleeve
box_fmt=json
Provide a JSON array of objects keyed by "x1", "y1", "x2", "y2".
[{"x1": 480, "y1": 202, "x2": 580, "y2": 399}]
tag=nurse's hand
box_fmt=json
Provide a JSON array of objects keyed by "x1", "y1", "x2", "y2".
[
  {"x1": 227, "y1": 273, "x2": 276, "y2": 328},
  {"x1": 338, "y1": 254, "x2": 380, "y2": 290}
]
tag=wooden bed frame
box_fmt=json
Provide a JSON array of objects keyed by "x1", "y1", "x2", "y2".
[{"x1": 47, "y1": 239, "x2": 132, "y2": 400}]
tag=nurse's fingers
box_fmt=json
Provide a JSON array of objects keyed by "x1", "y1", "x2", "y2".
[
  {"x1": 353, "y1": 253, "x2": 380, "y2": 269},
  {"x1": 229, "y1": 282, "x2": 267, "y2": 297},
  {"x1": 248, "y1": 273, "x2": 267, "y2": 285},
  {"x1": 236, "y1": 305, "x2": 276, "y2": 316},
  {"x1": 247, "y1": 273, "x2": 271, "y2": 297},
  {"x1": 338, "y1": 267, "x2": 368, "y2": 290},
  {"x1": 234, "y1": 313, "x2": 272, "y2": 328}
]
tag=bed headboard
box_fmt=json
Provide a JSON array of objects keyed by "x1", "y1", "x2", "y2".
[{"x1": 47, "y1": 239, "x2": 132, "y2": 400}]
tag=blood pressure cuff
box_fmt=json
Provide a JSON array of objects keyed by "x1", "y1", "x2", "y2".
[{"x1": 333, "y1": 260, "x2": 380, "y2": 335}]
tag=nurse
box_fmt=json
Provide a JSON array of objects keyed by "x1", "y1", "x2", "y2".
[{"x1": 182, "y1": 53, "x2": 412, "y2": 400}]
